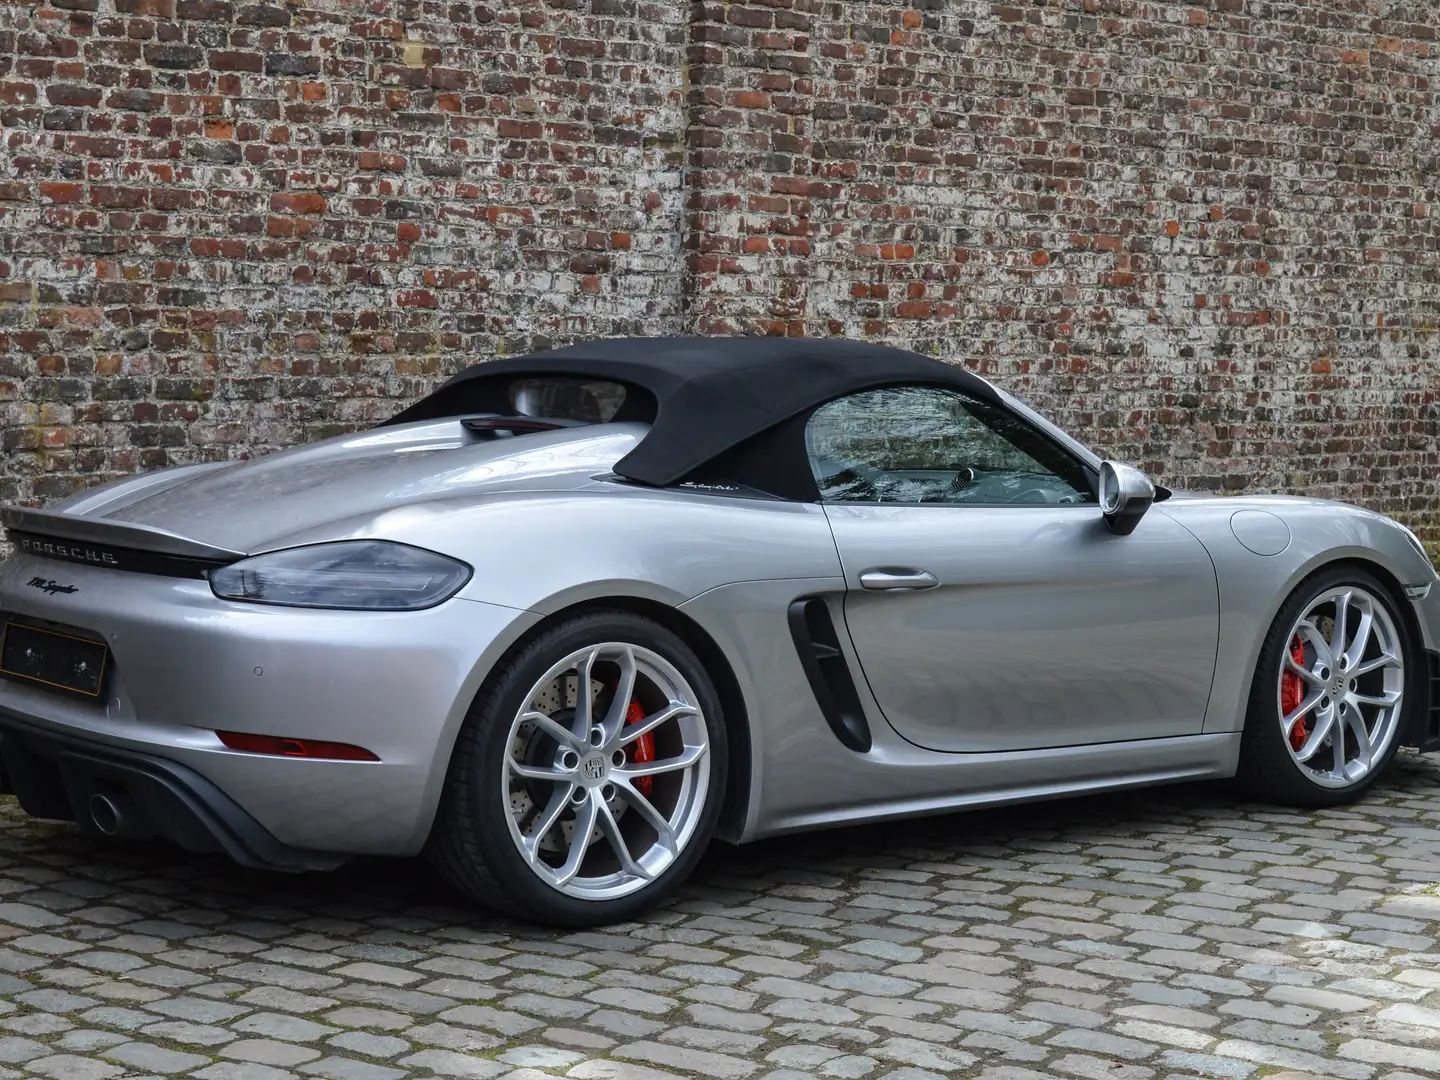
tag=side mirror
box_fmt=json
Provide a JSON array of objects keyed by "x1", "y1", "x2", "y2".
[{"x1": 1098, "y1": 461, "x2": 1155, "y2": 536}]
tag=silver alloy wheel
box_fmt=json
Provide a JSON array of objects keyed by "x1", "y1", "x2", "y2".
[
  {"x1": 501, "y1": 642, "x2": 710, "y2": 901},
  {"x1": 1277, "y1": 585, "x2": 1405, "y2": 788}
]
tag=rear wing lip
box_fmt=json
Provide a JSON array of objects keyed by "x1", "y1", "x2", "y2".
[{"x1": 1, "y1": 506, "x2": 246, "y2": 562}]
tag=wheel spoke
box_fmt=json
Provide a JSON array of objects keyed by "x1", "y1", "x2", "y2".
[
  {"x1": 614, "y1": 743, "x2": 707, "y2": 780},
  {"x1": 601, "y1": 645, "x2": 638, "y2": 742},
  {"x1": 1283, "y1": 653, "x2": 1325, "y2": 686},
  {"x1": 552, "y1": 791, "x2": 599, "y2": 887},
  {"x1": 1330, "y1": 711, "x2": 1347, "y2": 778},
  {"x1": 1344, "y1": 708, "x2": 1373, "y2": 769},
  {"x1": 618, "y1": 702, "x2": 698, "y2": 747},
  {"x1": 616, "y1": 780, "x2": 677, "y2": 855},
  {"x1": 1342, "y1": 607, "x2": 1374, "y2": 670},
  {"x1": 595, "y1": 796, "x2": 652, "y2": 880},
  {"x1": 507, "y1": 758, "x2": 573, "y2": 782},
  {"x1": 519, "y1": 711, "x2": 585, "y2": 751},
  {"x1": 1350, "y1": 652, "x2": 1400, "y2": 677},
  {"x1": 1349, "y1": 689, "x2": 1402, "y2": 709},
  {"x1": 1295, "y1": 620, "x2": 1333, "y2": 665},
  {"x1": 571, "y1": 646, "x2": 601, "y2": 739},
  {"x1": 1293, "y1": 711, "x2": 1336, "y2": 763},
  {"x1": 1329, "y1": 591, "x2": 1352, "y2": 658},
  {"x1": 1283, "y1": 690, "x2": 1325, "y2": 729},
  {"x1": 521, "y1": 784, "x2": 574, "y2": 866}
]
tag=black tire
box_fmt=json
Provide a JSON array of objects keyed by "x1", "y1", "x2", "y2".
[
  {"x1": 427, "y1": 609, "x2": 727, "y2": 926},
  {"x1": 1235, "y1": 565, "x2": 1418, "y2": 807}
]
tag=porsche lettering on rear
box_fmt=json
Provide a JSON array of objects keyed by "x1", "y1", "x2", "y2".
[
  {"x1": 18, "y1": 535, "x2": 118, "y2": 566},
  {"x1": 1, "y1": 337, "x2": 1437, "y2": 927}
]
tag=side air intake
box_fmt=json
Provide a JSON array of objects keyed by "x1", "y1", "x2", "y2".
[
  {"x1": 787, "y1": 597, "x2": 872, "y2": 753},
  {"x1": 1416, "y1": 651, "x2": 1440, "y2": 753}
]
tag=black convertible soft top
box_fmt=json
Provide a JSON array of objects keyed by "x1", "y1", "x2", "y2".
[{"x1": 384, "y1": 336, "x2": 1000, "y2": 488}]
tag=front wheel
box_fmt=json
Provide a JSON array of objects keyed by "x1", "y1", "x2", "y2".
[
  {"x1": 428, "y1": 610, "x2": 726, "y2": 926},
  {"x1": 1236, "y1": 566, "x2": 1416, "y2": 806}
]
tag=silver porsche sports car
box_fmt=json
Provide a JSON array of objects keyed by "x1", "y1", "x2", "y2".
[{"x1": 2, "y1": 338, "x2": 1437, "y2": 925}]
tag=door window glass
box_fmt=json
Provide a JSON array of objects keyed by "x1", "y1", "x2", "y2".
[{"x1": 805, "y1": 385, "x2": 1093, "y2": 505}]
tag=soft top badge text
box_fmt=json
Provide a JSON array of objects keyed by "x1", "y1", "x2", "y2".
[{"x1": 26, "y1": 577, "x2": 78, "y2": 596}]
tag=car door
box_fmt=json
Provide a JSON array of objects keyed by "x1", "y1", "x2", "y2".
[{"x1": 809, "y1": 385, "x2": 1220, "y2": 754}]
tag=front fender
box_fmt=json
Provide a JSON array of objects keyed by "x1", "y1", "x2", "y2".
[{"x1": 1159, "y1": 496, "x2": 1438, "y2": 738}]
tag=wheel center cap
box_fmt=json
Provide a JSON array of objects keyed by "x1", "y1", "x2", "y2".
[
  {"x1": 1330, "y1": 677, "x2": 1345, "y2": 697},
  {"x1": 579, "y1": 753, "x2": 609, "y2": 786}
]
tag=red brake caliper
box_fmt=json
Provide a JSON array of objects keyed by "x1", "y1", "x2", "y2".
[
  {"x1": 1281, "y1": 635, "x2": 1308, "y2": 751},
  {"x1": 625, "y1": 699, "x2": 654, "y2": 796}
]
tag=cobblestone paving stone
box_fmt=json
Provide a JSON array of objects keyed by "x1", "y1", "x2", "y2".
[{"x1": 0, "y1": 756, "x2": 1438, "y2": 1080}]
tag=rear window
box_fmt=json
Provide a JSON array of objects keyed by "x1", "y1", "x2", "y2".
[{"x1": 509, "y1": 378, "x2": 627, "y2": 424}]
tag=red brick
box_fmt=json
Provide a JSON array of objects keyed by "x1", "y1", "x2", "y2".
[
  {"x1": 211, "y1": 50, "x2": 263, "y2": 72},
  {"x1": 90, "y1": 185, "x2": 147, "y2": 208},
  {"x1": 38, "y1": 181, "x2": 82, "y2": 203},
  {"x1": 46, "y1": 83, "x2": 102, "y2": 107},
  {"x1": 0, "y1": 82, "x2": 37, "y2": 105},
  {"x1": 895, "y1": 301, "x2": 932, "y2": 318},
  {"x1": 117, "y1": 0, "x2": 174, "y2": 14},
  {"x1": 270, "y1": 193, "x2": 326, "y2": 214}
]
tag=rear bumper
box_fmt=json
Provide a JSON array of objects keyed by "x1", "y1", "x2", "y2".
[
  {"x1": 0, "y1": 554, "x2": 537, "y2": 856},
  {"x1": 0, "y1": 713, "x2": 342, "y2": 872}
]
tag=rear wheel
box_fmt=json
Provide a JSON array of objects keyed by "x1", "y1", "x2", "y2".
[
  {"x1": 428, "y1": 610, "x2": 726, "y2": 926},
  {"x1": 1237, "y1": 566, "x2": 1414, "y2": 806}
]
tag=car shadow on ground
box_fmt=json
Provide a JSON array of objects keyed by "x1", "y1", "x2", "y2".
[{"x1": 1, "y1": 755, "x2": 1434, "y2": 937}]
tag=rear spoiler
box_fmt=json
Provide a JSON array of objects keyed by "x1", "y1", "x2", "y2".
[{"x1": 1, "y1": 506, "x2": 245, "y2": 562}]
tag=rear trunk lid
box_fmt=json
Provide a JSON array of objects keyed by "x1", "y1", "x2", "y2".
[{"x1": 4, "y1": 420, "x2": 646, "y2": 561}]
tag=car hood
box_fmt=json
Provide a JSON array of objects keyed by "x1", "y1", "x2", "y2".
[{"x1": 31, "y1": 420, "x2": 648, "y2": 556}]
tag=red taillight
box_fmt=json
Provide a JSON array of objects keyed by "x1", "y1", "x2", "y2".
[{"x1": 216, "y1": 731, "x2": 379, "y2": 762}]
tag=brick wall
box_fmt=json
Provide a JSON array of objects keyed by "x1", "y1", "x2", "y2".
[{"x1": 3, "y1": 0, "x2": 1438, "y2": 546}]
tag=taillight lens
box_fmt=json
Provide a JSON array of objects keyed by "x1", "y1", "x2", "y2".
[{"x1": 209, "y1": 541, "x2": 470, "y2": 611}]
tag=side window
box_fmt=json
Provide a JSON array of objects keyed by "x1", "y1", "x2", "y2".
[{"x1": 805, "y1": 386, "x2": 1094, "y2": 505}]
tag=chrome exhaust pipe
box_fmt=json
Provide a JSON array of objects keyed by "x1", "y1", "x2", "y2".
[{"x1": 88, "y1": 792, "x2": 131, "y2": 837}]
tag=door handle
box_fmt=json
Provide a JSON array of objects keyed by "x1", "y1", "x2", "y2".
[{"x1": 859, "y1": 568, "x2": 939, "y2": 591}]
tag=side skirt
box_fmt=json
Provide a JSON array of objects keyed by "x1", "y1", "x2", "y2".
[{"x1": 752, "y1": 732, "x2": 1241, "y2": 839}]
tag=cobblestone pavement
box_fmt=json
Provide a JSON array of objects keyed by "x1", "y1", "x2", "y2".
[{"x1": 0, "y1": 756, "x2": 1438, "y2": 1080}]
